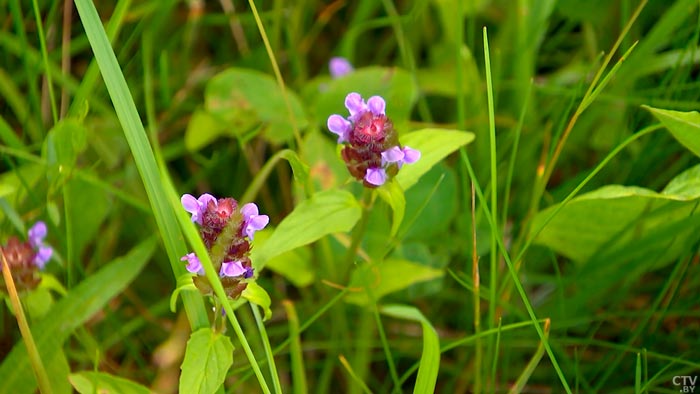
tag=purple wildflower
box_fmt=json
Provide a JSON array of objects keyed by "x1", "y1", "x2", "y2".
[
  {"x1": 327, "y1": 92, "x2": 420, "y2": 188},
  {"x1": 180, "y1": 193, "x2": 267, "y2": 299},
  {"x1": 329, "y1": 57, "x2": 354, "y2": 78}
]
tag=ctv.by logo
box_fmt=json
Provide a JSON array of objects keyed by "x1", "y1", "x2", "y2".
[{"x1": 673, "y1": 376, "x2": 699, "y2": 393}]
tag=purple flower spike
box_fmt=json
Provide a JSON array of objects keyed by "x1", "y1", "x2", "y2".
[
  {"x1": 327, "y1": 114, "x2": 351, "y2": 143},
  {"x1": 220, "y1": 261, "x2": 247, "y2": 277},
  {"x1": 365, "y1": 167, "x2": 387, "y2": 186},
  {"x1": 367, "y1": 96, "x2": 385, "y2": 116},
  {"x1": 401, "y1": 146, "x2": 421, "y2": 164},
  {"x1": 181, "y1": 193, "x2": 216, "y2": 224},
  {"x1": 329, "y1": 57, "x2": 354, "y2": 78},
  {"x1": 28, "y1": 221, "x2": 47, "y2": 248},
  {"x1": 181, "y1": 252, "x2": 203, "y2": 274},
  {"x1": 345, "y1": 92, "x2": 367, "y2": 118},
  {"x1": 33, "y1": 246, "x2": 53, "y2": 269},
  {"x1": 241, "y1": 203, "x2": 269, "y2": 240}
]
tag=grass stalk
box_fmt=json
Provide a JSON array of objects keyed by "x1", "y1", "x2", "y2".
[{"x1": 0, "y1": 250, "x2": 53, "y2": 394}]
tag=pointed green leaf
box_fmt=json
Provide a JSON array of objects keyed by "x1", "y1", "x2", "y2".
[
  {"x1": 179, "y1": 328, "x2": 234, "y2": 394},
  {"x1": 396, "y1": 129, "x2": 474, "y2": 190},
  {"x1": 70, "y1": 371, "x2": 151, "y2": 394},
  {"x1": 345, "y1": 259, "x2": 444, "y2": 305},
  {"x1": 242, "y1": 281, "x2": 272, "y2": 320},
  {"x1": 250, "y1": 189, "x2": 361, "y2": 266},
  {"x1": 644, "y1": 106, "x2": 700, "y2": 157},
  {"x1": 381, "y1": 305, "x2": 440, "y2": 394}
]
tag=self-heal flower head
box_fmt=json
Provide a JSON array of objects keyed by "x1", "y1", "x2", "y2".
[
  {"x1": 241, "y1": 203, "x2": 269, "y2": 240},
  {"x1": 180, "y1": 193, "x2": 267, "y2": 300},
  {"x1": 327, "y1": 92, "x2": 419, "y2": 188},
  {"x1": 181, "y1": 193, "x2": 216, "y2": 224},
  {"x1": 329, "y1": 57, "x2": 354, "y2": 78}
]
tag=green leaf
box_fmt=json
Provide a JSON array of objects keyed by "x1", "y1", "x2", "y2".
[
  {"x1": 380, "y1": 305, "x2": 440, "y2": 394},
  {"x1": 0, "y1": 238, "x2": 155, "y2": 394},
  {"x1": 250, "y1": 189, "x2": 361, "y2": 266},
  {"x1": 42, "y1": 118, "x2": 88, "y2": 184},
  {"x1": 171, "y1": 273, "x2": 199, "y2": 313},
  {"x1": 257, "y1": 228, "x2": 314, "y2": 287},
  {"x1": 70, "y1": 371, "x2": 151, "y2": 394},
  {"x1": 278, "y1": 150, "x2": 310, "y2": 185},
  {"x1": 185, "y1": 109, "x2": 228, "y2": 152},
  {"x1": 644, "y1": 106, "x2": 700, "y2": 157},
  {"x1": 179, "y1": 328, "x2": 234, "y2": 394},
  {"x1": 313, "y1": 67, "x2": 419, "y2": 125},
  {"x1": 204, "y1": 68, "x2": 308, "y2": 145},
  {"x1": 376, "y1": 179, "x2": 405, "y2": 238},
  {"x1": 395, "y1": 129, "x2": 475, "y2": 190},
  {"x1": 242, "y1": 281, "x2": 272, "y2": 321},
  {"x1": 345, "y1": 259, "x2": 444, "y2": 305}
]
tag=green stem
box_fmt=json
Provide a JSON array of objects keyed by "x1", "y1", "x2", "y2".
[
  {"x1": 31, "y1": 0, "x2": 58, "y2": 125},
  {"x1": 344, "y1": 189, "x2": 374, "y2": 268},
  {"x1": 251, "y1": 303, "x2": 283, "y2": 394}
]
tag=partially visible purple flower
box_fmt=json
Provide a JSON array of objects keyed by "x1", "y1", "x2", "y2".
[
  {"x1": 181, "y1": 193, "x2": 216, "y2": 224},
  {"x1": 241, "y1": 203, "x2": 269, "y2": 240},
  {"x1": 220, "y1": 260, "x2": 254, "y2": 279},
  {"x1": 28, "y1": 221, "x2": 47, "y2": 248},
  {"x1": 181, "y1": 252, "x2": 203, "y2": 274},
  {"x1": 365, "y1": 168, "x2": 387, "y2": 186},
  {"x1": 345, "y1": 92, "x2": 368, "y2": 121},
  {"x1": 329, "y1": 57, "x2": 354, "y2": 78},
  {"x1": 28, "y1": 221, "x2": 52, "y2": 269}
]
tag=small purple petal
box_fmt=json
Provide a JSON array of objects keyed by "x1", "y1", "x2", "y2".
[
  {"x1": 28, "y1": 221, "x2": 47, "y2": 247},
  {"x1": 181, "y1": 194, "x2": 202, "y2": 223},
  {"x1": 327, "y1": 114, "x2": 351, "y2": 143},
  {"x1": 381, "y1": 146, "x2": 404, "y2": 165},
  {"x1": 367, "y1": 96, "x2": 385, "y2": 116},
  {"x1": 401, "y1": 146, "x2": 421, "y2": 164},
  {"x1": 345, "y1": 92, "x2": 366, "y2": 117},
  {"x1": 365, "y1": 168, "x2": 387, "y2": 186},
  {"x1": 241, "y1": 203, "x2": 269, "y2": 240},
  {"x1": 181, "y1": 253, "x2": 203, "y2": 274},
  {"x1": 329, "y1": 57, "x2": 354, "y2": 78},
  {"x1": 220, "y1": 261, "x2": 247, "y2": 277},
  {"x1": 198, "y1": 193, "x2": 216, "y2": 208},
  {"x1": 245, "y1": 215, "x2": 269, "y2": 240},
  {"x1": 243, "y1": 266, "x2": 255, "y2": 279},
  {"x1": 33, "y1": 246, "x2": 52, "y2": 269},
  {"x1": 241, "y1": 203, "x2": 259, "y2": 219}
]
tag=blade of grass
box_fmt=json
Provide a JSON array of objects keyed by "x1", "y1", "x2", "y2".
[
  {"x1": 508, "y1": 319, "x2": 550, "y2": 394},
  {"x1": 282, "y1": 301, "x2": 308, "y2": 394},
  {"x1": 339, "y1": 355, "x2": 374, "y2": 394},
  {"x1": 72, "y1": 0, "x2": 209, "y2": 330},
  {"x1": 30, "y1": 0, "x2": 58, "y2": 124},
  {"x1": 251, "y1": 303, "x2": 283, "y2": 394}
]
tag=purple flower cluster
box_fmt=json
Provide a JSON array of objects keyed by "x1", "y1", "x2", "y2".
[
  {"x1": 1, "y1": 221, "x2": 52, "y2": 291},
  {"x1": 327, "y1": 93, "x2": 420, "y2": 187},
  {"x1": 180, "y1": 193, "x2": 268, "y2": 298}
]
